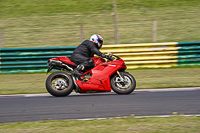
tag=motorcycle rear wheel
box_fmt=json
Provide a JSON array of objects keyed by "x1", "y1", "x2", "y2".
[
  {"x1": 111, "y1": 72, "x2": 136, "y2": 94},
  {"x1": 46, "y1": 72, "x2": 74, "y2": 97}
]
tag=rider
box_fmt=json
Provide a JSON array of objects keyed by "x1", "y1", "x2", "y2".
[{"x1": 70, "y1": 34, "x2": 110, "y2": 76}]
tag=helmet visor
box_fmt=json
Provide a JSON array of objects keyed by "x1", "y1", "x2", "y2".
[{"x1": 98, "y1": 39, "x2": 103, "y2": 45}]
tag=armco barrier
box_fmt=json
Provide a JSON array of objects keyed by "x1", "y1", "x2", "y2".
[
  {"x1": 100, "y1": 41, "x2": 200, "y2": 69},
  {"x1": 0, "y1": 41, "x2": 200, "y2": 73},
  {"x1": 0, "y1": 46, "x2": 77, "y2": 73},
  {"x1": 177, "y1": 42, "x2": 200, "y2": 66},
  {"x1": 101, "y1": 42, "x2": 179, "y2": 69}
]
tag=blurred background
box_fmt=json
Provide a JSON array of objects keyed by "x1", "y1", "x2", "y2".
[{"x1": 0, "y1": 0, "x2": 200, "y2": 48}]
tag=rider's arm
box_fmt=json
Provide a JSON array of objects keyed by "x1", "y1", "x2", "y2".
[{"x1": 87, "y1": 41, "x2": 105, "y2": 57}]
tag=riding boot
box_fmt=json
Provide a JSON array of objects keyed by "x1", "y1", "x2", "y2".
[{"x1": 73, "y1": 65, "x2": 84, "y2": 76}]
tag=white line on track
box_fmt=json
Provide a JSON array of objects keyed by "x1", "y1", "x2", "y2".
[
  {"x1": 135, "y1": 87, "x2": 200, "y2": 92},
  {"x1": 0, "y1": 87, "x2": 199, "y2": 98},
  {"x1": 76, "y1": 114, "x2": 200, "y2": 121}
]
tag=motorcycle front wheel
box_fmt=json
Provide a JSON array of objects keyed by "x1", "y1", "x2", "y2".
[
  {"x1": 46, "y1": 72, "x2": 74, "y2": 97},
  {"x1": 111, "y1": 72, "x2": 136, "y2": 94}
]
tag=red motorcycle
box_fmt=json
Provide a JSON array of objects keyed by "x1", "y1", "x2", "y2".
[{"x1": 45, "y1": 53, "x2": 136, "y2": 97}]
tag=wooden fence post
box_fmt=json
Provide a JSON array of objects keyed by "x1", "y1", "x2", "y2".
[
  {"x1": 112, "y1": 0, "x2": 119, "y2": 44},
  {"x1": 153, "y1": 21, "x2": 157, "y2": 43}
]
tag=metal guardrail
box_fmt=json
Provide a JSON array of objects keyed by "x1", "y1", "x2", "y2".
[
  {"x1": 0, "y1": 41, "x2": 200, "y2": 73},
  {"x1": 101, "y1": 41, "x2": 200, "y2": 69},
  {"x1": 0, "y1": 46, "x2": 76, "y2": 73}
]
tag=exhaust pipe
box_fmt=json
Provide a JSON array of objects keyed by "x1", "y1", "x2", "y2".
[
  {"x1": 48, "y1": 59, "x2": 63, "y2": 67},
  {"x1": 47, "y1": 59, "x2": 73, "y2": 71}
]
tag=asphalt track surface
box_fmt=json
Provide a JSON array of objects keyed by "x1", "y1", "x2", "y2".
[{"x1": 0, "y1": 87, "x2": 200, "y2": 123}]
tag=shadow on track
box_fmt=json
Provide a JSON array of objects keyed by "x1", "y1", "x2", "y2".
[{"x1": 47, "y1": 92, "x2": 135, "y2": 98}]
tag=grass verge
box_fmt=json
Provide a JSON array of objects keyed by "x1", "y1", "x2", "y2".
[
  {"x1": 0, "y1": 116, "x2": 199, "y2": 133},
  {"x1": 0, "y1": 67, "x2": 200, "y2": 95},
  {"x1": 1, "y1": 0, "x2": 200, "y2": 47}
]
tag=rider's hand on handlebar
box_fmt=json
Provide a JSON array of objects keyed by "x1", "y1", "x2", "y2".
[
  {"x1": 105, "y1": 55, "x2": 114, "y2": 60},
  {"x1": 101, "y1": 53, "x2": 114, "y2": 60}
]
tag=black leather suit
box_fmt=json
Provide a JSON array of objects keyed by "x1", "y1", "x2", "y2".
[{"x1": 70, "y1": 40, "x2": 104, "y2": 68}]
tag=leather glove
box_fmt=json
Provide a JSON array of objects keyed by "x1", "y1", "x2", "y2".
[
  {"x1": 101, "y1": 53, "x2": 114, "y2": 60},
  {"x1": 105, "y1": 55, "x2": 111, "y2": 59},
  {"x1": 101, "y1": 53, "x2": 106, "y2": 58},
  {"x1": 105, "y1": 55, "x2": 114, "y2": 60}
]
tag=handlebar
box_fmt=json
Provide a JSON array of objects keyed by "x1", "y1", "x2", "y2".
[{"x1": 105, "y1": 52, "x2": 119, "y2": 61}]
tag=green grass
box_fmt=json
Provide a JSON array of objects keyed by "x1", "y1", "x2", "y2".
[
  {"x1": 0, "y1": 67, "x2": 200, "y2": 95},
  {"x1": 0, "y1": 0, "x2": 200, "y2": 47},
  {"x1": 129, "y1": 67, "x2": 200, "y2": 89},
  {"x1": 0, "y1": 116, "x2": 199, "y2": 133},
  {"x1": 1, "y1": 0, "x2": 199, "y2": 18}
]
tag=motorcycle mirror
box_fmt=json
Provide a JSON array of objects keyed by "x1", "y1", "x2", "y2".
[{"x1": 108, "y1": 52, "x2": 113, "y2": 56}]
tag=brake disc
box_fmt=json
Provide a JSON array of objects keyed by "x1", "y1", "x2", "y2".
[
  {"x1": 54, "y1": 79, "x2": 68, "y2": 90},
  {"x1": 115, "y1": 76, "x2": 131, "y2": 89}
]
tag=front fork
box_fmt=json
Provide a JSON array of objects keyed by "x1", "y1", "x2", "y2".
[{"x1": 117, "y1": 71, "x2": 125, "y2": 82}]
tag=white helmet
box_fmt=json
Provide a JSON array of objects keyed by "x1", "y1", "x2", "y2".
[{"x1": 90, "y1": 34, "x2": 103, "y2": 49}]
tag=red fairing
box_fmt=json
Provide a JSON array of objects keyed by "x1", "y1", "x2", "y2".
[
  {"x1": 51, "y1": 57, "x2": 75, "y2": 65},
  {"x1": 91, "y1": 57, "x2": 106, "y2": 65},
  {"x1": 76, "y1": 58, "x2": 127, "y2": 93}
]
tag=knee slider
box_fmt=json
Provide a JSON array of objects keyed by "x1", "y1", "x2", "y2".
[{"x1": 77, "y1": 65, "x2": 85, "y2": 71}]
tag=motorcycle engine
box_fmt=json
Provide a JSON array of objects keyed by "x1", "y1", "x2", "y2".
[{"x1": 82, "y1": 73, "x2": 92, "y2": 81}]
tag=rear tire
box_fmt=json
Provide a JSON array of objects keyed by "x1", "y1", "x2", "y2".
[
  {"x1": 46, "y1": 72, "x2": 74, "y2": 97},
  {"x1": 111, "y1": 72, "x2": 136, "y2": 94}
]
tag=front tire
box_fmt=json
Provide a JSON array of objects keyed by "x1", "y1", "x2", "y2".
[
  {"x1": 111, "y1": 72, "x2": 136, "y2": 94},
  {"x1": 46, "y1": 72, "x2": 74, "y2": 97}
]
